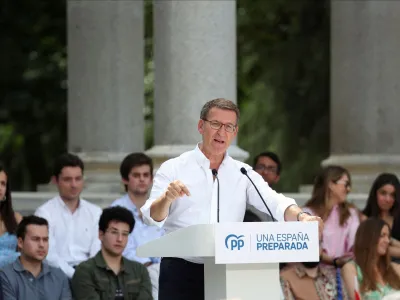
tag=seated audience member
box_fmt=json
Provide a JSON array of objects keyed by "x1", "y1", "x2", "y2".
[
  {"x1": 251, "y1": 151, "x2": 282, "y2": 222},
  {"x1": 304, "y1": 166, "x2": 359, "y2": 268},
  {"x1": 253, "y1": 151, "x2": 281, "y2": 187},
  {"x1": 342, "y1": 218, "x2": 400, "y2": 300},
  {"x1": 0, "y1": 165, "x2": 23, "y2": 268},
  {"x1": 71, "y1": 206, "x2": 152, "y2": 300},
  {"x1": 0, "y1": 215, "x2": 71, "y2": 299},
  {"x1": 111, "y1": 153, "x2": 163, "y2": 299},
  {"x1": 280, "y1": 250, "x2": 349, "y2": 300},
  {"x1": 361, "y1": 173, "x2": 400, "y2": 262},
  {"x1": 35, "y1": 153, "x2": 102, "y2": 278},
  {"x1": 362, "y1": 173, "x2": 400, "y2": 227}
]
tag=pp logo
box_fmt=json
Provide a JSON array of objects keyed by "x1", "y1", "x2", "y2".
[{"x1": 225, "y1": 234, "x2": 244, "y2": 250}]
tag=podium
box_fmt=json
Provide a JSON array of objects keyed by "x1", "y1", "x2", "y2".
[{"x1": 137, "y1": 222, "x2": 319, "y2": 300}]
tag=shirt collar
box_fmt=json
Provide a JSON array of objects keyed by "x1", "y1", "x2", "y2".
[
  {"x1": 13, "y1": 257, "x2": 50, "y2": 276},
  {"x1": 122, "y1": 194, "x2": 138, "y2": 212},
  {"x1": 56, "y1": 195, "x2": 82, "y2": 212},
  {"x1": 194, "y1": 143, "x2": 229, "y2": 169},
  {"x1": 94, "y1": 250, "x2": 132, "y2": 274}
]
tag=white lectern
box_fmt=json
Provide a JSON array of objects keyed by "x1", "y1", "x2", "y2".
[{"x1": 137, "y1": 222, "x2": 319, "y2": 300}]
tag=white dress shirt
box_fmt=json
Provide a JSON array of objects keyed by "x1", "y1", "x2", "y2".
[
  {"x1": 35, "y1": 196, "x2": 102, "y2": 278},
  {"x1": 141, "y1": 145, "x2": 297, "y2": 238},
  {"x1": 111, "y1": 195, "x2": 164, "y2": 264}
]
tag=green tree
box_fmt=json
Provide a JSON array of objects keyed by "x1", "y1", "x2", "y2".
[
  {"x1": 0, "y1": 0, "x2": 67, "y2": 189},
  {"x1": 237, "y1": 0, "x2": 330, "y2": 192}
]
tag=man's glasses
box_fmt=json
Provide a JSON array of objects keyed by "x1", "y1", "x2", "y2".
[
  {"x1": 254, "y1": 164, "x2": 278, "y2": 174},
  {"x1": 106, "y1": 229, "x2": 129, "y2": 238},
  {"x1": 202, "y1": 119, "x2": 237, "y2": 133}
]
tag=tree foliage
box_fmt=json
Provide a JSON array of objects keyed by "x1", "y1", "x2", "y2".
[
  {"x1": 237, "y1": 0, "x2": 330, "y2": 191},
  {"x1": 0, "y1": 0, "x2": 67, "y2": 189}
]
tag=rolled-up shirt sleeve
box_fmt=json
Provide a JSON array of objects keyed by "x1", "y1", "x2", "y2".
[
  {"x1": 245, "y1": 168, "x2": 297, "y2": 222},
  {"x1": 141, "y1": 160, "x2": 175, "y2": 228}
]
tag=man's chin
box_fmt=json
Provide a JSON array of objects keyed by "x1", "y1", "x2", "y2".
[{"x1": 133, "y1": 191, "x2": 149, "y2": 197}]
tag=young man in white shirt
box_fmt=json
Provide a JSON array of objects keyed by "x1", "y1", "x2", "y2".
[
  {"x1": 35, "y1": 153, "x2": 102, "y2": 279},
  {"x1": 111, "y1": 153, "x2": 164, "y2": 299},
  {"x1": 140, "y1": 98, "x2": 324, "y2": 300}
]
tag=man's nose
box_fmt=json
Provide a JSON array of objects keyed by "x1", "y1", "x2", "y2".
[{"x1": 217, "y1": 125, "x2": 226, "y2": 136}]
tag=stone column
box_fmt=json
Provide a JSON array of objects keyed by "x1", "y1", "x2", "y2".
[
  {"x1": 323, "y1": 0, "x2": 400, "y2": 192},
  {"x1": 146, "y1": 0, "x2": 248, "y2": 167},
  {"x1": 67, "y1": 0, "x2": 144, "y2": 192}
]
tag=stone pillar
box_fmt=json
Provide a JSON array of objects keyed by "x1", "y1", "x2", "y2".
[
  {"x1": 323, "y1": 0, "x2": 400, "y2": 192},
  {"x1": 147, "y1": 0, "x2": 248, "y2": 167},
  {"x1": 67, "y1": 0, "x2": 144, "y2": 192}
]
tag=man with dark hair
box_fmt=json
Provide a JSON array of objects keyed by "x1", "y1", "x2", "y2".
[
  {"x1": 253, "y1": 151, "x2": 282, "y2": 187},
  {"x1": 245, "y1": 151, "x2": 283, "y2": 223},
  {"x1": 111, "y1": 153, "x2": 163, "y2": 299},
  {"x1": 71, "y1": 206, "x2": 153, "y2": 300},
  {"x1": 35, "y1": 153, "x2": 102, "y2": 279},
  {"x1": 0, "y1": 215, "x2": 71, "y2": 299}
]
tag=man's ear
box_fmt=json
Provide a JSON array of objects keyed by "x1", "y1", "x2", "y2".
[
  {"x1": 50, "y1": 176, "x2": 57, "y2": 184},
  {"x1": 198, "y1": 119, "x2": 205, "y2": 134},
  {"x1": 122, "y1": 178, "x2": 129, "y2": 186},
  {"x1": 233, "y1": 125, "x2": 239, "y2": 137},
  {"x1": 98, "y1": 231, "x2": 104, "y2": 242},
  {"x1": 17, "y1": 237, "x2": 23, "y2": 251},
  {"x1": 275, "y1": 175, "x2": 280, "y2": 183}
]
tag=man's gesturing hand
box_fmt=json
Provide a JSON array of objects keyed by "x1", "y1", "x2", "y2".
[{"x1": 164, "y1": 180, "x2": 191, "y2": 203}]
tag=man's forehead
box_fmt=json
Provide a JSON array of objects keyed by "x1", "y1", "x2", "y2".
[
  {"x1": 109, "y1": 221, "x2": 130, "y2": 230},
  {"x1": 26, "y1": 224, "x2": 48, "y2": 235},
  {"x1": 207, "y1": 108, "x2": 237, "y2": 122},
  {"x1": 60, "y1": 166, "x2": 83, "y2": 177},
  {"x1": 257, "y1": 156, "x2": 277, "y2": 166},
  {"x1": 130, "y1": 165, "x2": 151, "y2": 174}
]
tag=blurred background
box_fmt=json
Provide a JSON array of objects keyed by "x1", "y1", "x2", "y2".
[{"x1": 0, "y1": 0, "x2": 330, "y2": 193}]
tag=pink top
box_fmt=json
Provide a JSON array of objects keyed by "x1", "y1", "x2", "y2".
[{"x1": 303, "y1": 205, "x2": 360, "y2": 258}]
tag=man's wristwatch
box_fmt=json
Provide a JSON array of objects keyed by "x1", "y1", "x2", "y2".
[{"x1": 297, "y1": 211, "x2": 311, "y2": 221}]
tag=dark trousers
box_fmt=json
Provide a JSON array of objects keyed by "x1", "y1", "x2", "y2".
[{"x1": 159, "y1": 257, "x2": 204, "y2": 300}]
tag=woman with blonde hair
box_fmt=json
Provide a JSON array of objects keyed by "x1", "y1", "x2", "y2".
[
  {"x1": 304, "y1": 165, "x2": 360, "y2": 267},
  {"x1": 342, "y1": 218, "x2": 400, "y2": 299}
]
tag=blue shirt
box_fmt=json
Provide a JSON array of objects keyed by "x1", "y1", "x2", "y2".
[
  {"x1": 0, "y1": 258, "x2": 71, "y2": 300},
  {"x1": 111, "y1": 194, "x2": 164, "y2": 264}
]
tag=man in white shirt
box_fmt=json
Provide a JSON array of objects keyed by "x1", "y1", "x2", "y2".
[
  {"x1": 141, "y1": 98, "x2": 323, "y2": 300},
  {"x1": 35, "y1": 153, "x2": 102, "y2": 279},
  {"x1": 111, "y1": 152, "x2": 164, "y2": 299}
]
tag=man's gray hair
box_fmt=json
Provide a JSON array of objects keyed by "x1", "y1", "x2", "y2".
[{"x1": 200, "y1": 98, "x2": 240, "y2": 123}]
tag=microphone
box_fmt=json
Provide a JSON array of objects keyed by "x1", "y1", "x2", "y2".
[
  {"x1": 240, "y1": 167, "x2": 276, "y2": 222},
  {"x1": 212, "y1": 169, "x2": 220, "y2": 223}
]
